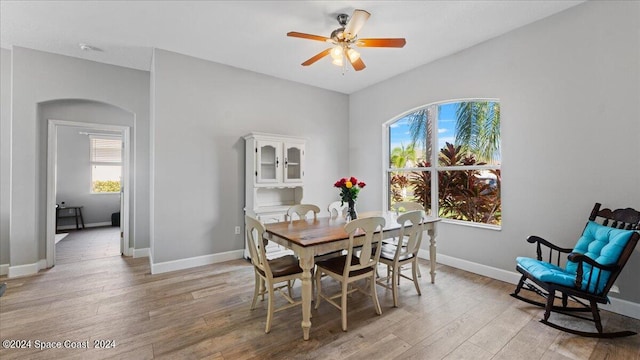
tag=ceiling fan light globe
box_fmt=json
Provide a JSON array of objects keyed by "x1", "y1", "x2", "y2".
[
  {"x1": 347, "y1": 48, "x2": 360, "y2": 62},
  {"x1": 330, "y1": 45, "x2": 343, "y2": 60},
  {"x1": 332, "y1": 58, "x2": 343, "y2": 67}
]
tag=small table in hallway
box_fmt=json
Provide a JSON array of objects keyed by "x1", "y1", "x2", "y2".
[{"x1": 56, "y1": 206, "x2": 85, "y2": 233}]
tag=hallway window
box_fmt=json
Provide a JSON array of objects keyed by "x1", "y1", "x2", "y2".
[{"x1": 90, "y1": 135, "x2": 122, "y2": 193}]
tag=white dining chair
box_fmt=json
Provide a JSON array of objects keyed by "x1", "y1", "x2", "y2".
[
  {"x1": 315, "y1": 216, "x2": 386, "y2": 331},
  {"x1": 376, "y1": 210, "x2": 424, "y2": 307},
  {"x1": 245, "y1": 215, "x2": 303, "y2": 333},
  {"x1": 287, "y1": 204, "x2": 321, "y2": 223},
  {"x1": 327, "y1": 201, "x2": 348, "y2": 219},
  {"x1": 391, "y1": 201, "x2": 425, "y2": 214},
  {"x1": 389, "y1": 202, "x2": 425, "y2": 278}
]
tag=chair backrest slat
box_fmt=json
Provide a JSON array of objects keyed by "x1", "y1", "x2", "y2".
[
  {"x1": 395, "y1": 210, "x2": 425, "y2": 259},
  {"x1": 245, "y1": 215, "x2": 271, "y2": 277},
  {"x1": 343, "y1": 217, "x2": 386, "y2": 275},
  {"x1": 590, "y1": 203, "x2": 640, "y2": 230},
  {"x1": 328, "y1": 201, "x2": 348, "y2": 219},
  {"x1": 287, "y1": 204, "x2": 320, "y2": 223},
  {"x1": 391, "y1": 201, "x2": 424, "y2": 215}
]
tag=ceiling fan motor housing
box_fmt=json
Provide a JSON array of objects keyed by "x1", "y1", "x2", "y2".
[
  {"x1": 331, "y1": 28, "x2": 345, "y2": 42},
  {"x1": 336, "y1": 13, "x2": 349, "y2": 26},
  {"x1": 331, "y1": 13, "x2": 351, "y2": 42}
]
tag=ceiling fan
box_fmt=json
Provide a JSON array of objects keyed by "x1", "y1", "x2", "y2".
[{"x1": 287, "y1": 9, "x2": 406, "y2": 71}]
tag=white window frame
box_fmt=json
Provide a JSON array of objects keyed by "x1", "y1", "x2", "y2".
[
  {"x1": 383, "y1": 98, "x2": 501, "y2": 230},
  {"x1": 89, "y1": 134, "x2": 123, "y2": 194}
]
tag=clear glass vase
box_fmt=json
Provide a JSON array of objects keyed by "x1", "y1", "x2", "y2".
[{"x1": 346, "y1": 199, "x2": 358, "y2": 221}]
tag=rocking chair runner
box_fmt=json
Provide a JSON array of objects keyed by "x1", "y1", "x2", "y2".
[{"x1": 511, "y1": 203, "x2": 640, "y2": 338}]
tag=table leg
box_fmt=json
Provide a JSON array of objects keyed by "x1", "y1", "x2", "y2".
[
  {"x1": 298, "y1": 250, "x2": 314, "y2": 340},
  {"x1": 78, "y1": 207, "x2": 85, "y2": 229},
  {"x1": 427, "y1": 224, "x2": 438, "y2": 284}
]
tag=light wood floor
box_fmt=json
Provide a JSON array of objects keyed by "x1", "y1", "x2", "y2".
[
  {"x1": 55, "y1": 227, "x2": 121, "y2": 264},
  {"x1": 0, "y1": 244, "x2": 638, "y2": 359}
]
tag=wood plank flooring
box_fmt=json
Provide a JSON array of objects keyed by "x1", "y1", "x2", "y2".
[
  {"x1": 55, "y1": 227, "x2": 120, "y2": 264},
  {"x1": 1, "y1": 232, "x2": 638, "y2": 359}
]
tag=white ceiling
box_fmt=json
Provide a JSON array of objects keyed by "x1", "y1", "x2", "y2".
[{"x1": 1, "y1": 1, "x2": 584, "y2": 94}]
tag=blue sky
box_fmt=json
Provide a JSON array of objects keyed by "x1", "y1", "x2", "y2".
[{"x1": 389, "y1": 102, "x2": 458, "y2": 154}]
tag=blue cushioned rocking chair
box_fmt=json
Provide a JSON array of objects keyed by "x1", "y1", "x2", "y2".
[{"x1": 511, "y1": 203, "x2": 640, "y2": 338}]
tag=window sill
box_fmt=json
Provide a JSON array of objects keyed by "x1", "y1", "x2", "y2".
[{"x1": 440, "y1": 218, "x2": 501, "y2": 231}]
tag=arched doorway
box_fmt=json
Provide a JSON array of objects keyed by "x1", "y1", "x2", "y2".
[{"x1": 42, "y1": 99, "x2": 133, "y2": 268}]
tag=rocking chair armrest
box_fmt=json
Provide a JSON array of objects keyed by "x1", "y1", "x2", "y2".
[
  {"x1": 568, "y1": 252, "x2": 619, "y2": 291},
  {"x1": 567, "y1": 253, "x2": 618, "y2": 272},
  {"x1": 526, "y1": 235, "x2": 573, "y2": 253}
]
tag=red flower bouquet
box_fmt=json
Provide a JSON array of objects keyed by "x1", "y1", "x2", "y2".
[{"x1": 334, "y1": 176, "x2": 366, "y2": 220}]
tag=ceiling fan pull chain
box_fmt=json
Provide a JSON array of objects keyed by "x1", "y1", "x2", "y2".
[{"x1": 342, "y1": 52, "x2": 348, "y2": 75}]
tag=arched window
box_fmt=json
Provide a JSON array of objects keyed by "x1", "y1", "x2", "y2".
[{"x1": 385, "y1": 100, "x2": 501, "y2": 227}]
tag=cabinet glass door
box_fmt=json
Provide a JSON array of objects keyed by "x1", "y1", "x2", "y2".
[
  {"x1": 284, "y1": 143, "x2": 304, "y2": 183},
  {"x1": 256, "y1": 141, "x2": 282, "y2": 183}
]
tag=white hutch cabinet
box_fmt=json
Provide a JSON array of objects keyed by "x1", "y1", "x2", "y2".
[{"x1": 244, "y1": 132, "x2": 306, "y2": 259}]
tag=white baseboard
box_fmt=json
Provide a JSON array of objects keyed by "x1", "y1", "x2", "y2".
[
  {"x1": 57, "y1": 222, "x2": 113, "y2": 230},
  {"x1": 132, "y1": 247, "x2": 149, "y2": 258},
  {"x1": 5, "y1": 259, "x2": 51, "y2": 277},
  {"x1": 150, "y1": 249, "x2": 244, "y2": 274},
  {"x1": 419, "y1": 249, "x2": 521, "y2": 285},
  {"x1": 418, "y1": 249, "x2": 640, "y2": 320},
  {"x1": 8, "y1": 262, "x2": 39, "y2": 278},
  {"x1": 602, "y1": 297, "x2": 640, "y2": 320}
]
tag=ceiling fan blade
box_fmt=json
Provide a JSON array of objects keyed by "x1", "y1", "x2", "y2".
[
  {"x1": 343, "y1": 9, "x2": 371, "y2": 40},
  {"x1": 301, "y1": 48, "x2": 331, "y2": 66},
  {"x1": 287, "y1": 31, "x2": 330, "y2": 42},
  {"x1": 356, "y1": 38, "x2": 407, "y2": 48},
  {"x1": 349, "y1": 57, "x2": 366, "y2": 71}
]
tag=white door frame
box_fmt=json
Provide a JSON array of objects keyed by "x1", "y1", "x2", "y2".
[{"x1": 46, "y1": 119, "x2": 131, "y2": 268}]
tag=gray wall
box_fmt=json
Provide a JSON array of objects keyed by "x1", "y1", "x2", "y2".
[
  {"x1": 55, "y1": 126, "x2": 121, "y2": 227},
  {"x1": 349, "y1": 1, "x2": 640, "y2": 303},
  {"x1": 0, "y1": 48, "x2": 11, "y2": 266},
  {"x1": 150, "y1": 48, "x2": 349, "y2": 264},
  {"x1": 9, "y1": 47, "x2": 150, "y2": 268}
]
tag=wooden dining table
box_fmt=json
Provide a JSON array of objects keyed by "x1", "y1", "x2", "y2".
[{"x1": 264, "y1": 211, "x2": 440, "y2": 340}]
